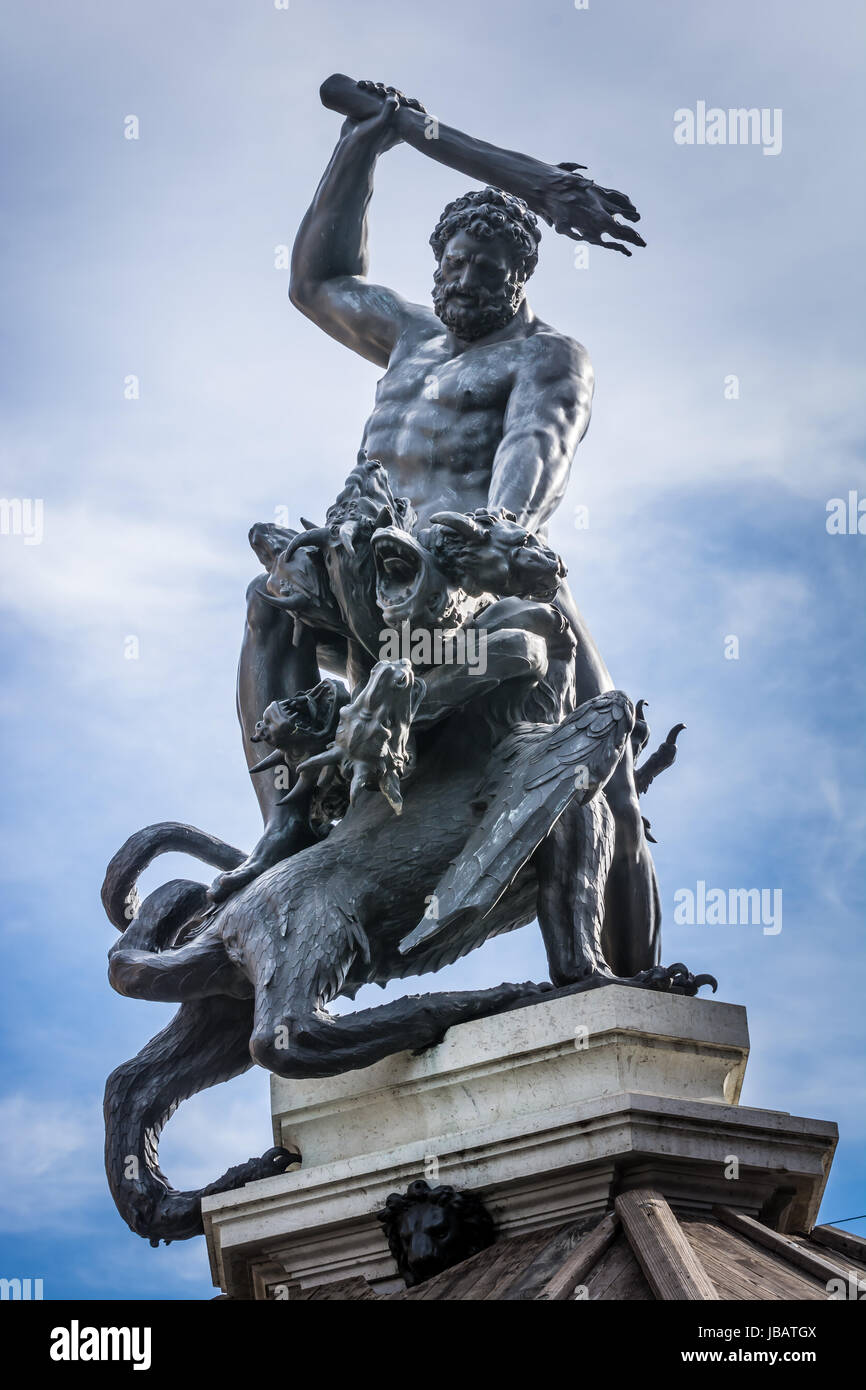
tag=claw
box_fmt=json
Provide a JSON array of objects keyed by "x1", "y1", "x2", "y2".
[
  {"x1": 634, "y1": 962, "x2": 718, "y2": 997},
  {"x1": 664, "y1": 962, "x2": 717, "y2": 996},
  {"x1": 635, "y1": 721, "x2": 686, "y2": 795},
  {"x1": 631, "y1": 699, "x2": 650, "y2": 758}
]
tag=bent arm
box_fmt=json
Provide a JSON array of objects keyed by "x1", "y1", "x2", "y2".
[
  {"x1": 320, "y1": 75, "x2": 646, "y2": 256},
  {"x1": 488, "y1": 338, "x2": 594, "y2": 531},
  {"x1": 289, "y1": 106, "x2": 431, "y2": 366}
]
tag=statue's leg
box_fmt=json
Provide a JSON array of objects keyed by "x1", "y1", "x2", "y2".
[
  {"x1": 601, "y1": 745, "x2": 662, "y2": 974},
  {"x1": 534, "y1": 796, "x2": 617, "y2": 985},
  {"x1": 247, "y1": 925, "x2": 707, "y2": 1079},
  {"x1": 236, "y1": 847, "x2": 545, "y2": 1079},
  {"x1": 555, "y1": 580, "x2": 661, "y2": 974},
  {"x1": 250, "y1": 979, "x2": 553, "y2": 1080},
  {"x1": 109, "y1": 926, "x2": 252, "y2": 1003},
  {"x1": 105, "y1": 877, "x2": 251, "y2": 1003},
  {"x1": 104, "y1": 996, "x2": 295, "y2": 1245},
  {"x1": 209, "y1": 575, "x2": 321, "y2": 902}
]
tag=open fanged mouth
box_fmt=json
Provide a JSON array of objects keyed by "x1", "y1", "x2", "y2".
[
  {"x1": 287, "y1": 680, "x2": 340, "y2": 736},
  {"x1": 372, "y1": 528, "x2": 426, "y2": 620},
  {"x1": 252, "y1": 679, "x2": 344, "y2": 746}
]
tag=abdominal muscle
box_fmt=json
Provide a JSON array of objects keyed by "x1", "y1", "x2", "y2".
[
  {"x1": 360, "y1": 401, "x2": 502, "y2": 525},
  {"x1": 359, "y1": 337, "x2": 512, "y2": 524},
  {"x1": 361, "y1": 394, "x2": 612, "y2": 701}
]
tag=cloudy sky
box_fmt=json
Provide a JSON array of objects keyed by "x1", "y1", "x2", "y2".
[{"x1": 1, "y1": 0, "x2": 864, "y2": 1299}]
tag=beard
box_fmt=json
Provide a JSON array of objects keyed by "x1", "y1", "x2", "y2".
[{"x1": 431, "y1": 271, "x2": 524, "y2": 341}]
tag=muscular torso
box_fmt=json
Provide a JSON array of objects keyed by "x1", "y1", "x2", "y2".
[{"x1": 360, "y1": 314, "x2": 565, "y2": 525}]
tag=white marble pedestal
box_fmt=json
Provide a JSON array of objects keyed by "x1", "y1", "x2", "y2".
[{"x1": 201, "y1": 986, "x2": 837, "y2": 1299}]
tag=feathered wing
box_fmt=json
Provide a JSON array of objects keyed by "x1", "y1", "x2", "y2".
[{"x1": 398, "y1": 691, "x2": 634, "y2": 958}]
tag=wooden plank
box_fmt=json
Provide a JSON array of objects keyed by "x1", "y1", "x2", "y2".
[
  {"x1": 503, "y1": 1218, "x2": 599, "y2": 1301},
  {"x1": 534, "y1": 1213, "x2": 620, "y2": 1301},
  {"x1": 682, "y1": 1219, "x2": 824, "y2": 1301},
  {"x1": 786, "y1": 1232, "x2": 866, "y2": 1283},
  {"x1": 714, "y1": 1207, "x2": 844, "y2": 1288},
  {"x1": 687, "y1": 1242, "x2": 785, "y2": 1302},
  {"x1": 302, "y1": 1276, "x2": 379, "y2": 1300},
  {"x1": 420, "y1": 1228, "x2": 546, "y2": 1301},
  {"x1": 810, "y1": 1223, "x2": 866, "y2": 1267},
  {"x1": 578, "y1": 1233, "x2": 633, "y2": 1299},
  {"x1": 616, "y1": 1188, "x2": 719, "y2": 1300},
  {"x1": 472, "y1": 1228, "x2": 556, "y2": 1300},
  {"x1": 612, "y1": 1253, "x2": 656, "y2": 1301},
  {"x1": 395, "y1": 1239, "x2": 503, "y2": 1301},
  {"x1": 397, "y1": 1227, "x2": 549, "y2": 1301},
  {"x1": 683, "y1": 1221, "x2": 788, "y2": 1301},
  {"x1": 582, "y1": 1231, "x2": 653, "y2": 1301}
]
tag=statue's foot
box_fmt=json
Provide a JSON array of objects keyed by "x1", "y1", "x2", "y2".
[
  {"x1": 553, "y1": 963, "x2": 717, "y2": 998},
  {"x1": 208, "y1": 815, "x2": 315, "y2": 904},
  {"x1": 143, "y1": 1146, "x2": 301, "y2": 1247},
  {"x1": 628, "y1": 961, "x2": 718, "y2": 996}
]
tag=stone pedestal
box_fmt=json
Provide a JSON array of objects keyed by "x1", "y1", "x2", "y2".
[{"x1": 201, "y1": 987, "x2": 837, "y2": 1299}]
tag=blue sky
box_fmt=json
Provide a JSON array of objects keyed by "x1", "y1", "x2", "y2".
[{"x1": 1, "y1": 0, "x2": 864, "y2": 1299}]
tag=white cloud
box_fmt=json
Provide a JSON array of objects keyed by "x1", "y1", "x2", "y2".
[{"x1": 0, "y1": 1093, "x2": 104, "y2": 1233}]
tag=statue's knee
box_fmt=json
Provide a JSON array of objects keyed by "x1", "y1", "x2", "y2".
[
  {"x1": 250, "y1": 1021, "x2": 307, "y2": 1078},
  {"x1": 107, "y1": 950, "x2": 128, "y2": 995},
  {"x1": 108, "y1": 950, "x2": 146, "y2": 999},
  {"x1": 245, "y1": 575, "x2": 271, "y2": 625},
  {"x1": 246, "y1": 574, "x2": 297, "y2": 648},
  {"x1": 250, "y1": 1027, "x2": 278, "y2": 1074}
]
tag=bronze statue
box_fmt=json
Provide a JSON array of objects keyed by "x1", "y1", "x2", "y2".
[
  {"x1": 102, "y1": 78, "x2": 713, "y2": 1248},
  {"x1": 220, "y1": 80, "x2": 656, "y2": 976}
]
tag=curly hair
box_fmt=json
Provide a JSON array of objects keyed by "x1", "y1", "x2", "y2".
[{"x1": 430, "y1": 188, "x2": 542, "y2": 280}]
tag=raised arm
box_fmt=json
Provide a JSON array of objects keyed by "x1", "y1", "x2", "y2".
[
  {"x1": 488, "y1": 335, "x2": 594, "y2": 532},
  {"x1": 289, "y1": 92, "x2": 433, "y2": 368},
  {"x1": 321, "y1": 74, "x2": 646, "y2": 257}
]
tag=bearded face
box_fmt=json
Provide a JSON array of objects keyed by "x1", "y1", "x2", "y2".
[{"x1": 431, "y1": 228, "x2": 526, "y2": 341}]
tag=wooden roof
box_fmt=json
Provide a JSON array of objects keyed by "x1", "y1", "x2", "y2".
[{"x1": 292, "y1": 1189, "x2": 866, "y2": 1301}]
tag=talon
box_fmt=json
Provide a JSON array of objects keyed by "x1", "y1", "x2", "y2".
[{"x1": 630, "y1": 962, "x2": 718, "y2": 997}]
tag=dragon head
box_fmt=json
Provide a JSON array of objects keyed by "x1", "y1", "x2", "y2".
[
  {"x1": 297, "y1": 660, "x2": 426, "y2": 815},
  {"x1": 423, "y1": 508, "x2": 565, "y2": 602},
  {"x1": 251, "y1": 679, "x2": 350, "y2": 763}
]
